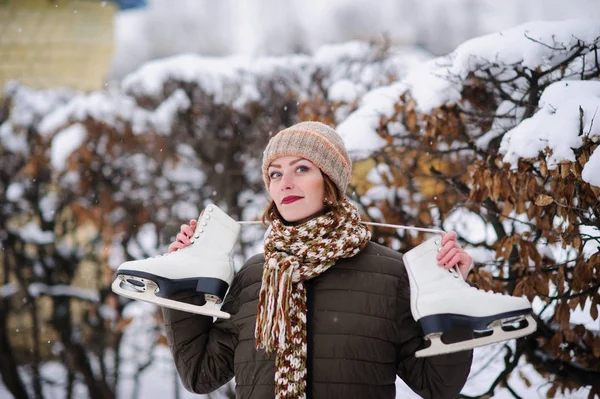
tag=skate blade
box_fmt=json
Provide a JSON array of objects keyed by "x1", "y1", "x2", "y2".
[
  {"x1": 416, "y1": 314, "x2": 537, "y2": 357},
  {"x1": 111, "y1": 276, "x2": 231, "y2": 319}
]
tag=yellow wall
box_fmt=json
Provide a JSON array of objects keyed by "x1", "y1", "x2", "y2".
[{"x1": 0, "y1": 0, "x2": 116, "y2": 91}]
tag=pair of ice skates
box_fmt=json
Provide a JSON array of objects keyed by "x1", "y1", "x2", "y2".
[{"x1": 112, "y1": 205, "x2": 536, "y2": 357}]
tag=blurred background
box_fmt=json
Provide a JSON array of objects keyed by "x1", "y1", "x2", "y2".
[
  {"x1": 2, "y1": 0, "x2": 600, "y2": 89},
  {"x1": 1, "y1": 1, "x2": 599, "y2": 398}
]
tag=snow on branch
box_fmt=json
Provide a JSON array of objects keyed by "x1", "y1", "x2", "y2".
[
  {"x1": 500, "y1": 80, "x2": 600, "y2": 186},
  {"x1": 11, "y1": 222, "x2": 55, "y2": 244},
  {"x1": 121, "y1": 41, "x2": 426, "y2": 109},
  {"x1": 404, "y1": 19, "x2": 600, "y2": 113},
  {"x1": 27, "y1": 282, "x2": 100, "y2": 302},
  {"x1": 0, "y1": 283, "x2": 18, "y2": 298}
]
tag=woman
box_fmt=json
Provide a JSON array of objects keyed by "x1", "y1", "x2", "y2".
[{"x1": 163, "y1": 121, "x2": 474, "y2": 399}]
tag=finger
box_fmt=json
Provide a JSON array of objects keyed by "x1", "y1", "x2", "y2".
[
  {"x1": 439, "y1": 248, "x2": 459, "y2": 266},
  {"x1": 436, "y1": 241, "x2": 456, "y2": 260},
  {"x1": 176, "y1": 232, "x2": 192, "y2": 246},
  {"x1": 168, "y1": 242, "x2": 184, "y2": 253},
  {"x1": 441, "y1": 231, "x2": 457, "y2": 246},
  {"x1": 447, "y1": 253, "x2": 462, "y2": 269},
  {"x1": 183, "y1": 225, "x2": 194, "y2": 237},
  {"x1": 190, "y1": 219, "x2": 197, "y2": 228}
]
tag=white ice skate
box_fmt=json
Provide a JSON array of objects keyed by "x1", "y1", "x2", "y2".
[
  {"x1": 111, "y1": 204, "x2": 241, "y2": 319},
  {"x1": 403, "y1": 237, "x2": 537, "y2": 357}
]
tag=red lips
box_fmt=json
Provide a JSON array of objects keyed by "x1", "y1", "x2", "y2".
[{"x1": 282, "y1": 196, "x2": 303, "y2": 204}]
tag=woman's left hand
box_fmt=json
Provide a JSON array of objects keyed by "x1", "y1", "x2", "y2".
[{"x1": 437, "y1": 231, "x2": 473, "y2": 279}]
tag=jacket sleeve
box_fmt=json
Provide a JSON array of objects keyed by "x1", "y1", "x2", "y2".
[
  {"x1": 395, "y1": 268, "x2": 473, "y2": 399},
  {"x1": 161, "y1": 272, "x2": 241, "y2": 394}
]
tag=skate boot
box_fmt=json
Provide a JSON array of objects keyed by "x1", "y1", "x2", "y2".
[
  {"x1": 111, "y1": 204, "x2": 240, "y2": 319},
  {"x1": 403, "y1": 237, "x2": 537, "y2": 357}
]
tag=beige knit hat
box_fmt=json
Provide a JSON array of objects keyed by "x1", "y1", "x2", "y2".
[{"x1": 262, "y1": 121, "x2": 352, "y2": 197}]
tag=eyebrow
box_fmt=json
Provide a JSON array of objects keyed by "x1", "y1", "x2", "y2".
[{"x1": 268, "y1": 157, "x2": 306, "y2": 169}]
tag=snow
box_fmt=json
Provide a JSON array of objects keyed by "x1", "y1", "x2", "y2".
[
  {"x1": 463, "y1": 343, "x2": 594, "y2": 398},
  {"x1": 569, "y1": 297, "x2": 600, "y2": 332},
  {"x1": 581, "y1": 139, "x2": 600, "y2": 186},
  {"x1": 3, "y1": 82, "x2": 75, "y2": 128},
  {"x1": 148, "y1": 89, "x2": 191, "y2": 135},
  {"x1": 108, "y1": 239, "x2": 127, "y2": 270},
  {"x1": 126, "y1": 223, "x2": 161, "y2": 259},
  {"x1": 37, "y1": 89, "x2": 190, "y2": 139},
  {"x1": 121, "y1": 299, "x2": 157, "y2": 319},
  {"x1": 450, "y1": 19, "x2": 600, "y2": 72},
  {"x1": 0, "y1": 121, "x2": 29, "y2": 154},
  {"x1": 39, "y1": 91, "x2": 135, "y2": 135},
  {"x1": 328, "y1": 79, "x2": 360, "y2": 103},
  {"x1": 50, "y1": 123, "x2": 88, "y2": 171},
  {"x1": 475, "y1": 100, "x2": 526, "y2": 150},
  {"x1": 6, "y1": 182, "x2": 24, "y2": 202},
  {"x1": 121, "y1": 41, "x2": 427, "y2": 115},
  {"x1": 122, "y1": 52, "x2": 309, "y2": 108},
  {"x1": 14, "y1": 222, "x2": 55, "y2": 244},
  {"x1": 404, "y1": 57, "x2": 462, "y2": 114},
  {"x1": 337, "y1": 82, "x2": 408, "y2": 158},
  {"x1": 500, "y1": 80, "x2": 600, "y2": 185},
  {"x1": 403, "y1": 19, "x2": 600, "y2": 113},
  {"x1": 443, "y1": 207, "x2": 497, "y2": 245},
  {"x1": 27, "y1": 283, "x2": 100, "y2": 302},
  {"x1": 0, "y1": 283, "x2": 18, "y2": 298},
  {"x1": 162, "y1": 158, "x2": 205, "y2": 186},
  {"x1": 171, "y1": 201, "x2": 201, "y2": 221},
  {"x1": 39, "y1": 193, "x2": 60, "y2": 222},
  {"x1": 339, "y1": 20, "x2": 600, "y2": 189}
]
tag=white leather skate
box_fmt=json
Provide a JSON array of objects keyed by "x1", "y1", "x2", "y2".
[
  {"x1": 111, "y1": 204, "x2": 241, "y2": 319},
  {"x1": 403, "y1": 237, "x2": 537, "y2": 357}
]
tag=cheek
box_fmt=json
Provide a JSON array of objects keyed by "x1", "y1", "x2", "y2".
[
  {"x1": 268, "y1": 181, "x2": 278, "y2": 200},
  {"x1": 308, "y1": 175, "x2": 325, "y2": 200}
]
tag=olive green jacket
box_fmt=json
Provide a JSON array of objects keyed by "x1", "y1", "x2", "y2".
[{"x1": 162, "y1": 241, "x2": 473, "y2": 398}]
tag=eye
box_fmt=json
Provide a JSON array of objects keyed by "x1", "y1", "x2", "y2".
[
  {"x1": 296, "y1": 165, "x2": 309, "y2": 173},
  {"x1": 269, "y1": 171, "x2": 281, "y2": 179}
]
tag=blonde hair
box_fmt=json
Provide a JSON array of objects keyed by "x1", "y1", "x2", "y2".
[{"x1": 262, "y1": 173, "x2": 344, "y2": 226}]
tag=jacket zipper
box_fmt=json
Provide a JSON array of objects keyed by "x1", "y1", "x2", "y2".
[{"x1": 305, "y1": 280, "x2": 315, "y2": 399}]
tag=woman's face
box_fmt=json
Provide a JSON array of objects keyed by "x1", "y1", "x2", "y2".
[{"x1": 267, "y1": 156, "x2": 326, "y2": 224}]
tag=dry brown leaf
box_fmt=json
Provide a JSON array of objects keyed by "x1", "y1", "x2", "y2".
[
  {"x1": 535, "y1": 194, "x2": 554, "y2": 206},
  {"x1": 557, "y1": 301, "x2": 571, "y2": 330},
  {"x1": 518, "y1": 370, "x2": 532, "y2": 388}
]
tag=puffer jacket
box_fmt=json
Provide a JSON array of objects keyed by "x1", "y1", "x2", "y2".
[{"x1": 162, "y1": 241, "x2": 473, "y2": 399}]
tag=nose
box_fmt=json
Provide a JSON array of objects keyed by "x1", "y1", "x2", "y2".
[{"x1": 280, "y1": 173, "x2": 294, "y2": 191}]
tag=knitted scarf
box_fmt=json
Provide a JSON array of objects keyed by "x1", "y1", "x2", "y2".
[{"x1": 255, "y1": 198, "x2": 371, "y2": 399}]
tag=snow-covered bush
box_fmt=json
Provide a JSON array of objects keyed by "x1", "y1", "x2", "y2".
[
  {"x1": 0, "y1": 41, "x2": 424, "y2": 398},
  {"x1": 341, "y1": 20, "x2": 600, "y2": 398}
]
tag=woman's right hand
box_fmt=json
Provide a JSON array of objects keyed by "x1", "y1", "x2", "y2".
[{"x1": 168, "y1": 219, "x2": 197, "y2": 253}]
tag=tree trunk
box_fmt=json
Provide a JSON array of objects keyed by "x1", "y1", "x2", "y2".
[{"x1": 0, "y1": 302, "x2": 29, "y2": 399}]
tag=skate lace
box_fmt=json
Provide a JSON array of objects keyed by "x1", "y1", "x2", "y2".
[{"x1": 239, "y1": 217, "x2": 508, "y2": 296}]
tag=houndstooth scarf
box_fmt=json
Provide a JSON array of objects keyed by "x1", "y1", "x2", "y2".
[{"x1": 255, "y1": 198, "x2": 371, "y2": 399}]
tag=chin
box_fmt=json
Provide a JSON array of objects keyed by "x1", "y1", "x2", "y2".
[
  {"x1": 281, "y1": 209, "x2": 324, "y2": 225},
  {"x1": 280, "y1": 212, "x2": 308, "y2": 223}
]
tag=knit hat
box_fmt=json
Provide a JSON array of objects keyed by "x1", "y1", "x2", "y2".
[{"x1": 262, "y1": 121, "x2": 352, "y2": 197}]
